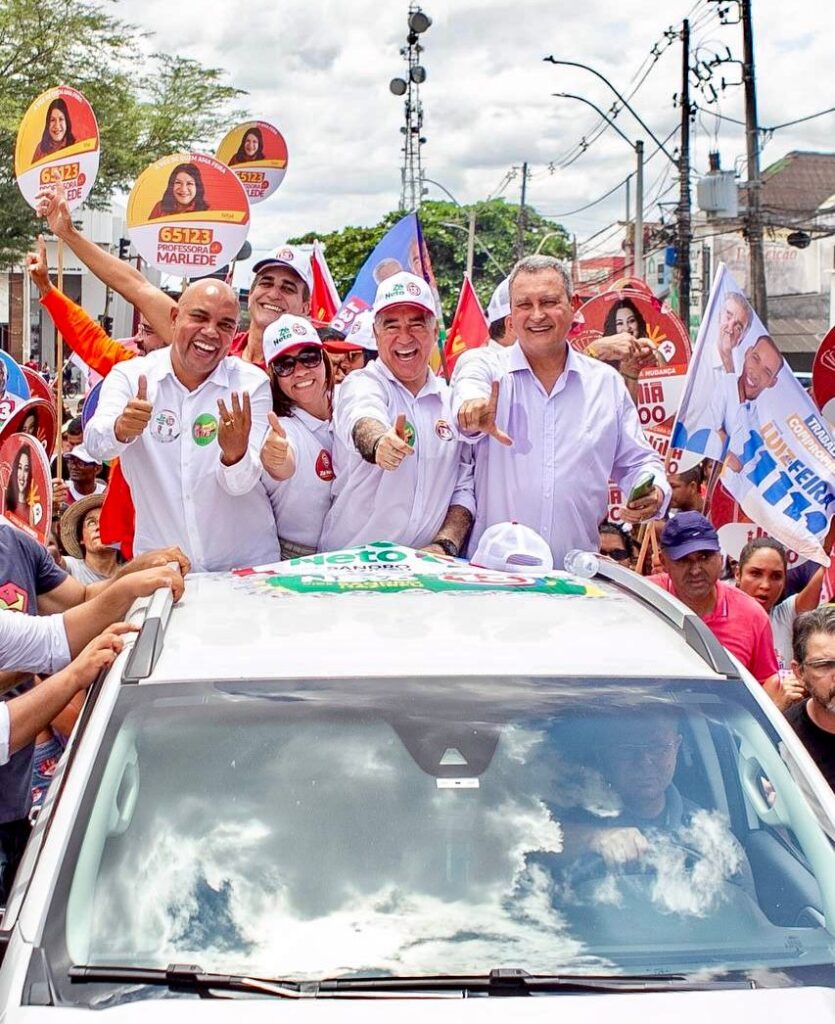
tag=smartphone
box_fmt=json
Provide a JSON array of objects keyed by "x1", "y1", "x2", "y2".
[{"x1": 628, "y1": 471, "x2": 655, "y2": 503}]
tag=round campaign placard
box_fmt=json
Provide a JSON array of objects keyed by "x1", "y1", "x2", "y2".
[
  {"x1": 81, "y1": 380, "x2": 102, "y2": 429},
  {"x1": 14, "y1": 85, "x2": 99, "y2": 211},
  {"x1": 0, "y1": 399, "x2": 57, "y2": 459},
  {"x1": 812, "y1": 324, "x2": 835, "y2": 425},
  {"x1": 216, "y1": 120, "x2": 289, "y2": 204},
  {"x1": 0, "y1": 433, "x2": 53, "y2": 544},
  {"x1": 21, "y1": 366, "x2": 55, "y2": 407},
  {"x1": 0, "y1": 352, "x2": 32, "y2": 429},
  {"x1": 127, "y1": 152, "x2": 250, "y2": 278},
  {"x1": 569, "y1": 288, "x2": 691, "y2": 466}
]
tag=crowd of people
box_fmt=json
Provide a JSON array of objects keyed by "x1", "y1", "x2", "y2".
[{"x1": 1, "y1": 182, "x2": 833, "y2": 902}]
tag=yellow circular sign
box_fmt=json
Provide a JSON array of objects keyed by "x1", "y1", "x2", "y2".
[{"x1": 216, "y1": 121, "x2": 289, "y2": 204}]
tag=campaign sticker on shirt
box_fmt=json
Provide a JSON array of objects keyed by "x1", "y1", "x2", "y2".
[
  {"x1": 127, "y1": 151, "x2": 250, "y2": 278},
  {"x1": 151, "y1": 409, "x2": 181, "y2": 443},
  {"x1": 14, "y1": 85, "x2": 100, "y2": 211},
  {"x1": 403, "y1": 420, "x2": 416, "y2": 448},
  {"x1": 216, "y1": 120, "x2": 289, "y2": 205},
  {"x1": 192, "y1": 413, "x2": 218, "y2": 446},
  {"x1": 315, "y1": 448, "x2": 334, "y2": 482},
  {"x1": 434, "y1": 419, "x2": 453, "y2": 442}
]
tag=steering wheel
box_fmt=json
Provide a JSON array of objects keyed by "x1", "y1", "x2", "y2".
[{"x1": 561, "y1": 834, "x2": 705, "y2": 891}]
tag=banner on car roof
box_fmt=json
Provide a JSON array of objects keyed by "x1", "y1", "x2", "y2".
[{"x1": 235, "y1": 542, "x2": 604, "y2": 596}]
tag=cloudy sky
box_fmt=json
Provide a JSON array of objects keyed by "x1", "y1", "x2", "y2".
[{"x1": 119, "y1": 0, "x2": 834, "y2": 277}]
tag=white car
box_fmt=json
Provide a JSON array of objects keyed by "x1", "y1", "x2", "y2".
[{"x1": 3, "y1": 544, "x2": 835, "y2": 1020}]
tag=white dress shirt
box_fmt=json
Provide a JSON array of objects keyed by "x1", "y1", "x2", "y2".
[
  {"x1": 84, "y1": 348, "x2": 280, "y2": 571},
  {"x1": 0, "y1": 609, "x2": 70, "y2": 766},
  {"x1": 264, "y1": 408, "x2": 334, "y2": 551},
  {"x1": 321, "y1": 359, "x2": 475, "y2": 551},
  {"x1": 451, "y1": 341, "x2": 670, "y2": 567}
]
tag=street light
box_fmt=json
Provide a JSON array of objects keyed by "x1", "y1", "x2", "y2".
[{"x1": 554, "y1": 92, "x2": 646, "y2": 279}]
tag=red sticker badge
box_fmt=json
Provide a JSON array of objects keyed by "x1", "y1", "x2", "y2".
[{"x1": 315, "y1": 449, "x2": 334, "y2": 481}]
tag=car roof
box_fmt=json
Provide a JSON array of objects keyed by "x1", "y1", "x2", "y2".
[{"x1": 130, "y1": 571, "x2": 726, "y2": 684}]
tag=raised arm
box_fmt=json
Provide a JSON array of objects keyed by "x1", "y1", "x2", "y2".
[{"x1": 35, "y1": 184, "x2": 176, "y2": 342}]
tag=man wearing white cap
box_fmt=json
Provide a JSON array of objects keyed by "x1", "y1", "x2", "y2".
[
  {"x1": 486, "y1": 278, "x2": 516, "y2": 350},
  {"x1": 320, "y1": 272, "x2": 475, "y2": 555},
  {"x1": 84, "y1": 279, "x2": 279, "y2": 571},
  {"x1": 323, "y1": 310, "x2": 378, "y2": 385},
  {"x1": 64, "y1": 444, "x2": 106, "y2": 506},
  {"x1": 451, "y1": 254, "x2": 669, "y2": 569},
  {"x1": 36, "y1": 186, "x2": 312, "y2": 368}
]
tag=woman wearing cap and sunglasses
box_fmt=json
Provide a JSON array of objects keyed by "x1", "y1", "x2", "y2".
[{"x1": 259, "y1": 314, "x2": 336, "y2": 558}]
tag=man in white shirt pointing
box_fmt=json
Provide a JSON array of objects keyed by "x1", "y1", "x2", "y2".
[
  {"x1": 451, "y1": 255, "x2": 669, "y2": 567},
  {"x1": 321, "y1": 272, "x2": 474, "y2": 557},
  {"x1": 85, "y1": 279, "x2": 280, "y2": 571}
]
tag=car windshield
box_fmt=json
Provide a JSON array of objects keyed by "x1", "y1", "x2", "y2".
[{"x1": 40, "y1": 675, "x2": 835, "y2": 1002}]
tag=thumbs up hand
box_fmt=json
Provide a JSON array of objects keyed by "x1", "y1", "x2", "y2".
[
  {"x1": 115, "y1": 374, "x2": 153, "y2": 442},
  {"x1": 261, "y1": 411, "x2": 294, "y2": 479},
  {"x1": 457, "y1": 379, "x2": 512, "y2": 446},
  {"x1": 375, "y1": 413, "x2": 415, "y2": 471}
]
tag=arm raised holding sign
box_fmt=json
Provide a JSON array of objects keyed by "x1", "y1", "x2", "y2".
[{"x1": 35, "y1": 183, "x2": 176, "y2": 344}]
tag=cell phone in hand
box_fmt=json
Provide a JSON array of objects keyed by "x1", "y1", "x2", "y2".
[{"x1": 628, "y1": 472, "x2": 655, "y2": 503}]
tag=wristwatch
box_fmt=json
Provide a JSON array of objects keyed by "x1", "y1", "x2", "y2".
[{"x1": 433, "y1": 538, "x2": 459, "y2": 558}]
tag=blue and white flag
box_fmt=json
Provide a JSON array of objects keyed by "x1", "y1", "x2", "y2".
[{"x1": 671, "y1": 263, "x2": 835, "y2": 563}]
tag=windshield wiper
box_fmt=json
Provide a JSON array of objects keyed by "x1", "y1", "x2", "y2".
[
  {"x1": 315, "y1": 967, "x2": 756, "y2": 995},
  {"x1": 69, "y1": 964, "x2": 307, "y2": 999}
]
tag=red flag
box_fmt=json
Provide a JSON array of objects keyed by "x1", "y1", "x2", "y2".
[
  {"x1": 443, "y1": 277, "x2": 489, "y2": 376},
  {"x1": 310, "y1": 240, "x2": 341, "y2": 326}
]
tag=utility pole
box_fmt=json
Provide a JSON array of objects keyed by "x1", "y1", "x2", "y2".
[
  {"x1": 634, "y1": 140, "x2": 645, "y2": 280},
  {"x1": 466, "y1": 208, "x2": 476, "y2": 280},
  {"x1": 741, "y1": 0, "x2": 767, "y2": 323},
  {"x1": 516, "y1": 162, "x2": 528, "y2": 260},
  {"x1": 677, "y1": 18, "x2": 692, "y2": 333}
]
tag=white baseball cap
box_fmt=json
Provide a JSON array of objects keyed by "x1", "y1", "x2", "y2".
[
  {"x1": 346, "y1": 309, "x2": 377, "y2": 352},
  {"x1": 263, "y1": 314, "x2": 322, "y2": 365},
  {"x1": 487, "y1": 278, "x2": 511, "y2": 324},
  {"x1": 68, "y1": 443, "x2": 101, "y2": 466},
  {"x1": 251, "y1": 246, "x2": 314, "y2": 292},
  {"x1": 372, "y1": 271, "x2": 436, "y2": 319},
  {"x1": 470, "y1": 522, "x2": 554, "y2": 574}
]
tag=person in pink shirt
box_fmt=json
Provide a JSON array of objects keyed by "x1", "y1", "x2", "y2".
[{"x1": 648, "y1": 511, "x2": 784, "y2": 707}]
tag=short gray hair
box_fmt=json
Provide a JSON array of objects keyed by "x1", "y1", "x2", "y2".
[
  {"x1": 725, "y1": 291, "x2": 753, "y2": 331},
  {"x1": 793, "y1": 606, "x2": 835, "y2": 664},
  {"x1": 508, "y1": 255, "x2": 573, "y2": 303}
]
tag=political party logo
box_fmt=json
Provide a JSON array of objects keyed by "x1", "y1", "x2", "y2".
[
  {"x1": 216, "y1": 120, "x2": 289, "y2": 205},
  {"x1": 406, "y1": 281, "x2": 422, "y2": 297},
  {"x1": 292, "y1": 322, "x2": 307, "y2": 336},
  {"x1": 151, "y1": 409, "x2": 181, "y2": 443},
  {"x1": 15, "y1": 86, "x2": 99, "y2": 211},
  {"x1": 402, "y1": 420, "x2": 416, "y2": 447},
  {"x1": 0, "y1": 433, "x2": 53, "y2": 545},
  {"x1": 315, "y1": 449, "x2": 334, "y2": 481},
  {"x1": 191, "y1": 413, "x2": 218, "y2": 446},
  {"x1": 435, "y1": 419, "x2": 453, "y2": 441},
  {"x1": 0, "y1": 581, "x2": 28, "y2": 613},
  {"x1": 127, "y1": 152, "x2": 250, "y2": 279}
]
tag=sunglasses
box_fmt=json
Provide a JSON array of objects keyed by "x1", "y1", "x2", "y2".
[
  {"x1": 605, "y1": 549, "x2": 632, "y2": 562},
  {"x1": 272, "y1": 347, "x2": 323, "y2": 377}
]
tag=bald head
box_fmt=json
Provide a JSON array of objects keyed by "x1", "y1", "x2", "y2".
[{"x1": 169, "y1": 278, "x2": 241, "y2": 389}]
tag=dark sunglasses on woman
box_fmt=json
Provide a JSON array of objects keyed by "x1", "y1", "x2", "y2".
[{"x1": 272, "y1": 347, "x2": 323, "y2": 377}]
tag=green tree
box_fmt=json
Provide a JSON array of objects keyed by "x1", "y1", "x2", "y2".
[
  {"x1": 289, "y1": 199, "x2": 571, "y2": 319},
  {"x1": 0, "y1": 0, "x2": 245, "y2": 267}
]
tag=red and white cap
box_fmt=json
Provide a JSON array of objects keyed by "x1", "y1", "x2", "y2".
[
  {"x1": 252, "y1": 246, "x2": 313, "y2": 292},
  {"x1": 372, "y1": 271, "x2": 436, "y2": 319},
  {"x1": 346, "y1": 309, "x2": 377, "y2": 352},
  {"x1": 470, "y1": 522, "x2": 554, "y2": 575},
  {"x1": 263, "y1": 314, "x2": 322, "y2": 365},
  {"x1": 68, "y1": 443, "x2": 101, "y2": 466}
]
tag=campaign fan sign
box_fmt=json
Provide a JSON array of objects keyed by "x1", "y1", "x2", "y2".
[
  {"x1": 0, "y1": 352, "x2": 32, "y2": 428},
  {"x1": 331, "y1": 213, "x2": 439, "y2": 334},
  {"x1": 15, "y1": 86, "x2": 99, "y2": 210},
  {"x1": 216, "y1": 120, "x2": 288, "y2": 204},
  {"x1": 570, "y1": 288, "x2": 691, "y2": 468},
  {"x1": 812, "y1": 324, "x2": 835, "y2": 426},
  {"x1": 234, "y1": 542, "x2": 603, "y2": 597},
  {"x1": 21, "y1": 366, "x2": 54, "y2": 407},
  {"x1": 0, "y1": 399, "x2": 57, "y2": 459},
  {"x1": 671, "y1": 263, "x2": 835, "y2": 564},
  {"x1": 81, "y1": 381, "x2": 102, "y2": 429},
  {"x1": 127, "y1": 152, "x2": 250, "y2": 277},
  {"x1": 0, "y1": 433, "x2": 53, "y2": 545}
]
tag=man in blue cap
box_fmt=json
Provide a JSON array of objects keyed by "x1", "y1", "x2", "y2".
[{"x1": 649, "y1": 511, "x2": 781, "y2": 702}]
